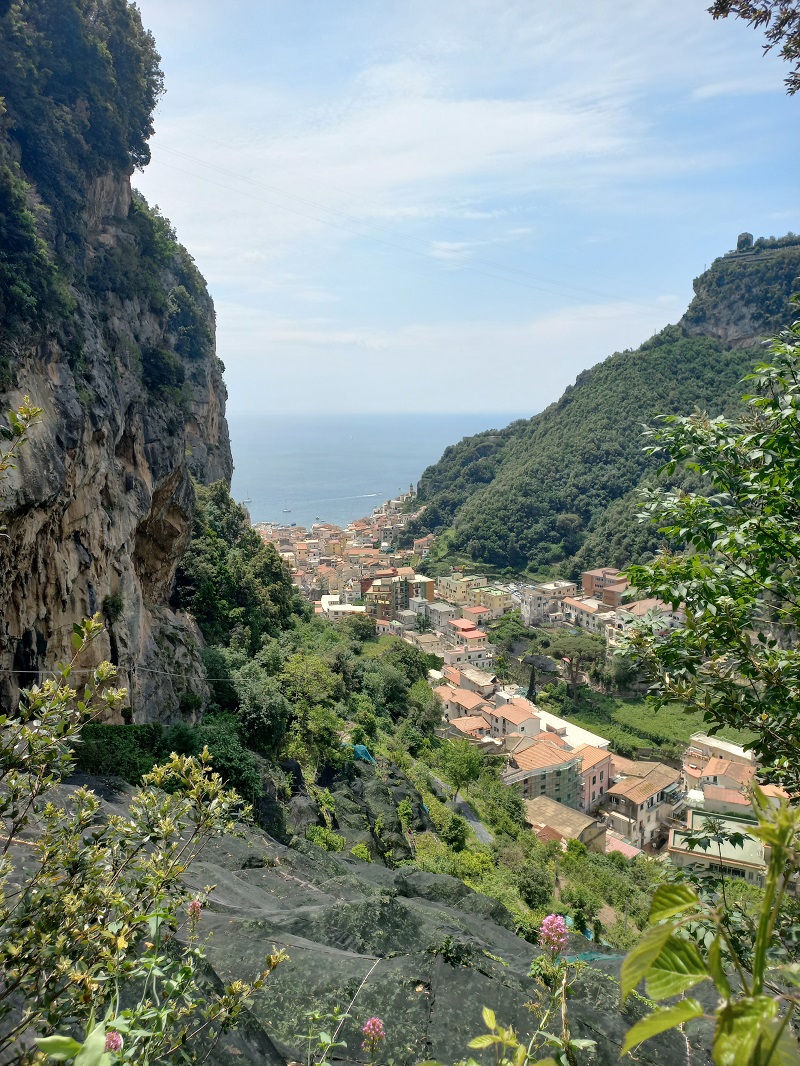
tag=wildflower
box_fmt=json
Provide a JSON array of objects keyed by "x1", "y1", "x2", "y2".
[
  {"x1": 105, "y1": 1030, "x2": 123, "y2": 1053},
  {"x1": 361, "y1": 1016, "x2": 386, "y2": 1056},
  {"x1": 188, "y1": 898, "x2": 202, "y2": 921},
  {"x1": 539, "y1": 913, "x2": 569, "y2": 955}
]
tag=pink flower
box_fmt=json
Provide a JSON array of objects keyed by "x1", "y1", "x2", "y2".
[
  {"x1": 539, "y1": 913, "x2": 569, "y2": 955},
  {"x1": 105, "y1": 1031, "x2": 123, "y2": 1053},
  {"x1": 188, "y1": 899, "x2": 202, "y2": 921},
  {"x1": 361, "y1": 1016, "x2": 385, "y2": 1054}
]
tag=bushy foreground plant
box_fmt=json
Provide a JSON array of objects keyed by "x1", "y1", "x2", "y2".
[
  {"x1": 0, "y1": 616, "x2": 285, "y2": 1064},
  {"x1": 624, "y1": 310, "x2": 800, "y2": 790},
  {"x1": 619, "y1": 790, "x2": 800, "y2": 1064}
]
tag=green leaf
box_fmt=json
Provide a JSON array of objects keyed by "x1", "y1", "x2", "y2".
[
  {"x1": 620, "y1": 921, "x2": 675, "y2": 1003},
  {"x1": 646, "y1": 936, "x2": 708, "y2": 1001},
  {"x1": 74, "y1": 1026, "x2": 106, "y2": 1066},
  {"x1": 467, "y1": 1035, "x2": 499, "y2": 1049},
  {"x1": 35, "y1": 1035, "x2": 84, "y2": 1060},
  {"x1": 482, "y1": 1006, "x2": 497, "y2": 1031},
  {"x1": 621, "y1": 1000, "x2": 705, "y2": 1054},
  {"x1": 713, "y1": 996, "x2": 778, "y2": 1066},
  {"x1": 649, "y1": 883, "x2": 702, "y2": 923}
]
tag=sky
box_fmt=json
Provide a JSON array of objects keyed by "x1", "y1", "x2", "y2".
[{"x1": 133, "y1": 1, "x2": 799, "y2": 415}]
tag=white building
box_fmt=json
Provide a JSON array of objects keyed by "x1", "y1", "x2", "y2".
[{"x1": 520, "y1": 581, "x2": 578, "y2": 626}]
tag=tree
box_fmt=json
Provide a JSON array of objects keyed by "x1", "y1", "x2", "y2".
[
  {"x1": 516, "y1": 865, "x2": 554, "y2": 910},
  {"x1": 624, "y1": 311, "x2": 800, "y2": 790},
  {"x1": 709, "y1": 1, "x2": 800, "y2": 94},
  {"x1": 343, "y1": 612, "x2": 377, "y2": 642},
  {"x1": 233, "y1": 663, "x2": 293, "y2": 755},
  {"x1": 442, "y1": 738, "x2": 484, "y2": 802},
  {"x1": 547, "y1": 632, "x2": 606, "y2": 701},
  {"x1": 415, "y1": 613, "x2": 432, "y2": 633}
]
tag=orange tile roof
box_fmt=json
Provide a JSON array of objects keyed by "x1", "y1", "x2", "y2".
[
  {"x1": 704, "y1": 784, "x2": 749, "y2": 806},
  {"x1": 436, "y1": 686, "x2": 488, "y2": 713},
  {"x1": 510, "y1": 740, "x2": 573, "y2": 771},
  {"x1": 572, "y1": 744, "x2": 611, "y2": 772},
  {"x1": 607, "y1": 762, "x2": 680, "y2": 804},
  {"x1": 450, "y1": 715, "x2": 491, "y2": 735},
  {"x1": 492, "y1": 703, "x2": 538, "y2": 726},
  {"x1": 450, "y1": 618, "x2": 477, "y2": 631},
  {"x1": 702, "y1": 758, "x2": 755, "y2": 786},
  {"x1": 759, "y1": 784, "x2": 789, "y2": 800}
]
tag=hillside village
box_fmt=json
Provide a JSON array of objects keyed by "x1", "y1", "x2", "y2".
[{"x1": 254, "y1": 497, "x2": 785, "y2": 895}]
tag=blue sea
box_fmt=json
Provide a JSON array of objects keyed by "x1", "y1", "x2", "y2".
[{"x1": 228, "y1": 412, "x2": 528, "y2": 529}]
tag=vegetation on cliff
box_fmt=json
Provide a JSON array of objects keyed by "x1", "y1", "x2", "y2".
[{"x1": 404, "y1": 237, "x2": 800, "y2": 576}]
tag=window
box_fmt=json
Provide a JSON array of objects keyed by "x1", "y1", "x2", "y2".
[
  {"x1": 592, "y1": 775, "x2": 596, "y2": 785},
  {"x1": 592, "y1": 791, "x2": 596, "y2": 802},
  {"x1": 600, "y1": 771, "x2": 604, "y2": 781}
]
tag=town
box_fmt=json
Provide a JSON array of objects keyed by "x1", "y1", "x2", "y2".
[{"x1": 255, "y1": 495, "x2": 784, "y2": 893}]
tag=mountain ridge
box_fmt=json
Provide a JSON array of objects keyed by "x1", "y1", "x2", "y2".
[{"x1": 404, "y1": 235, "x2": 800, "y2": 576}]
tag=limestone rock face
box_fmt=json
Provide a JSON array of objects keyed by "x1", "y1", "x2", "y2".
[
  {"x1": 0, "y1": 169, "x2": 232, "y2": 720},
  {"x1": 681, "y1": 238, "x2": 800, "y2": 347}
]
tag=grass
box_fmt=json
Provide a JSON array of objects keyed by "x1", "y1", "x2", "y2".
[
  {"x1": 360, "y1": 634, "x2": 403, "y2": 658},
  {"x1": 552, "y1": 690, "x2": 757, "y2": 751}
]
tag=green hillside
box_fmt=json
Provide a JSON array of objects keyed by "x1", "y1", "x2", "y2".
[{"x1": 405, "y1": 236, "x2": 800, "y2": 576}]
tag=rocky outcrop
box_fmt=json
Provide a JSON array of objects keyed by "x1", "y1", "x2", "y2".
[
  {"x1": 681, "y1": 236, "x2": 800, "y2": 347},
  {"x1": 0, "y1": 167, "x2": 232, "y2": 720},
  {"x1": 68, "y1": 772, "x2": 716, "y2": 1066}
]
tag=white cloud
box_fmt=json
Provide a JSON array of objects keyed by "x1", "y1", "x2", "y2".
[
  {"x1": 220, "y1": 297, "x2": 684, "y2": 414},
  {"x1": 132, "y1": 0, "x2": 799, "y2": 415}
]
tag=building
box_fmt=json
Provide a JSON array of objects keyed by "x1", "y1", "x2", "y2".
[
  {"x1": 523, "y1": 796, "x2": 607, "y2": 852},
  {"x1": 467, "y1": 586, "x2": 515, "y2": 618},
  {"x1": 319, "y1": 595, "x2": 367, "y2": 621},
  {"x1": 446, "y1": 714, "x2": 492, "y2": 739},
  {"x1": 669, "y1": 809, "x2": 770, "y2": 888},
  {"x1": 602, "y1": 760, "x2": 682, "y2": 849},
  {"x1": 482, "y1": 699, "x2": 540, "y2": 738},
  {"x1": 697, "y1": 784, "x2": 753, "y2": 817},
  {"x1": 429, "y1": 602, "x2": 458, "y2": 630},
  {"x1": 572, "y1": 743, "x2": 613, "y2": 813},
  {"x1": 581, "y1": 568, "x2": 623, "y2": 597},
  {"x1": 520, "y1": 581, "x2": 577, "y2": 626},
  {"x1": 413, "y1": 534, "x2": 436, "y2": 557},
  {"x1": 561, "y1": 596, "x2": 615, "y2": 634},
  {"x1": 529, "y1": 707, "x2": 611, "y2": 752},
  {"x1": 504, "y1": 743, "x2": 583, "y2": 809},
  {"x1": 687, "y1": 734, "x2": 757, "y2": 766},
  {"x1": 434, "y1": 686, "x2": 490, "y2": 721},
  {"x1": 698, "y1": 758, "x2": 755, "y2": 792},
  {"x1": 460, "y1": 604, "x2": 492, "y2": 627},
  {"x1": 442, "y1": 646, "x2": 495, "y2": 671},
  {"x1": 456, "y1": 665, "x2": 498, "y2": 699},
  {"x1": 436, "y1": 574, "x2": 487, "y2": 604}
]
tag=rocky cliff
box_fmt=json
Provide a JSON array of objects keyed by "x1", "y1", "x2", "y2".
[{"x1": 0, "y1": 1, "x2": 232, "y2": 718}]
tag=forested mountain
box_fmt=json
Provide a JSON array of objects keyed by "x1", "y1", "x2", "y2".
[{"x1": 405, "y1": 235, "x2": 800, "y2": 575}]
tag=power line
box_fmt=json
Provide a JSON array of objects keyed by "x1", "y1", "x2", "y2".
[{"x1": 153, "y1": 150, "x2": 671, "y2": 315}]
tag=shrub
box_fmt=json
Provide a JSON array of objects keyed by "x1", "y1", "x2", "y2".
[
  {"x1": 350, "y1": 843, "x2": 372, "y2": 862},
  {"x1": 440, "y1": 813, "x2": 469, "y2": 851},
  {"x1": 305, "y1": 825, "x2": 346, "y2": 852},
  {"x1": 515, "y1": 865, "x2": 554, "y2": 910},
  {"x1": 0, "y1": 615, "x2": 283, "y2": 1062}
]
